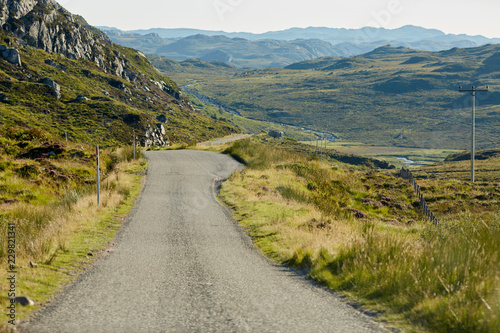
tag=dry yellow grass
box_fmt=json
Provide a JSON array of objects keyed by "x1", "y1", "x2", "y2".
[
  {"x1": 220, "y1": 140, "x2": 499, "y2": 332},
  {"x1": 0, "y1": 158, "x2": 146, "y2": 330}
]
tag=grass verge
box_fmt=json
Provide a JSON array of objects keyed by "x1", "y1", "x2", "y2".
[{"x1": 220, "y1": 139, "x2": 499, "y2": 332}]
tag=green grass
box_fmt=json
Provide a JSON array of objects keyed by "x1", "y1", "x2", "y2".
[{"x1": 220, "y1": 138, "x2": 499, "y2": 332}]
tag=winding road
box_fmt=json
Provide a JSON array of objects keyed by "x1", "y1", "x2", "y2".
[{"x1": 20, "y1": 150, "x2": 388, "y2": 332}]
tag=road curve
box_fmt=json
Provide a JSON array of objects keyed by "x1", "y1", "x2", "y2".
[{"x1": 21, "y1": 150, "x2": 388, "y2": 332}]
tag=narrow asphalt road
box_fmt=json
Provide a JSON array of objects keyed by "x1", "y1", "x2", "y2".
[{"x1": 21, "y1": 150, "x2": 388, "y2": 332}]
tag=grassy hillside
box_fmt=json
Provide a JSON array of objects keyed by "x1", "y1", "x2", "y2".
[
  {"x1": 220, "y1": 138, "x2": 499, "y2": 332},
  {"x1": 0, "y1": 29, "x2": 238, "y2": 147},
  {"x1": 155, "y1": 44, "x2": 500, "y2": 150}
]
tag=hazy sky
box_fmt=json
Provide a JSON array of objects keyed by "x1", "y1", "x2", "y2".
[{"x1": 60, "y1": 0, "x2": 500, "y2": 38}]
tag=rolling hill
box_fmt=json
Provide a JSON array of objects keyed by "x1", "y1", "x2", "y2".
[{"x1": 154, "y1": 44, "x2": 500, "y2": 150}]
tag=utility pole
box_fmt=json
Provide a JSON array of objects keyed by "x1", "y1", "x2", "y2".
[
  {"x1": 133, "y1": 130, "x2": 136, "y2": 161},
  {"x1": 96, "y1": 145, "x2": 100, "y2": 206},
  {"x1": 459, "y1": 86, "x2": 489, "y2": 183}
]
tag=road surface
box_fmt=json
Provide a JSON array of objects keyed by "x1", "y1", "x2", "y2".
[
  {"x1": 20, "y1": 150, "x2": 388, "y2": 332},
  {"x1": 200, "y1": 134, "x2": 251, "y2": 146}
]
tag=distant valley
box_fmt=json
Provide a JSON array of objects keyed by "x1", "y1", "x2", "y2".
[{"x1": 152, "y1": 44, "x2": 500, "y2": 150}]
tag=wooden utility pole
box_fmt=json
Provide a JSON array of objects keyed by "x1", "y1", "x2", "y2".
[{"x1": 96, "y1": 145, "x2": 100, "y2": 206}]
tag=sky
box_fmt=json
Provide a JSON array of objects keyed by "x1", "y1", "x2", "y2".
[{"x1": 59, "y1": 0, "x2": 500, "y2": 38}]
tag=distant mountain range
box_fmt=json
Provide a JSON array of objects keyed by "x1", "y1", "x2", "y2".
[{"x1": 99, "y1": 26, "x2": 500, "y2": 68}]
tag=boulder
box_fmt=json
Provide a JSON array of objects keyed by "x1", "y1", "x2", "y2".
[
  {"x1": 42, "y1": 77, "x2": 61, "y2": 99},
  {"x1": 45, "y1": 59, "x2": 57, "y2": 67},
  {"x1": 156, "y1": 115, "x2": 168, "y2": 123},
  {"x1": 13, "y1": 297, "x2": 35, "y2": 306},
  {"x1": 268, "y1": 130, "x2": 284, "y2": 139},
  {"x1": 76, "y1": 95, "x2": 88, "y2": 101},
  {"x1": 157, "y1": 123, "x2": 166, "y2": 136},
  {"x1": 2, "y1": 48, "x2": 21, "y2": 66},
  {"x1": 109, "y1": 79, "x2": 125, "y2": 90}
]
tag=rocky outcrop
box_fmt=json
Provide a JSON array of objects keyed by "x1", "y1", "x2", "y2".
[
  {"x1": 161, "y1": 81, "x2": 181, "y2": 100},
  {"x1": 1, "y1": 0, "x2": 109, "y2": 63},
  {"x1": 143, "y1": 123, "x2": 170, "y2": 147},
  {"x1": 0, "y1": 0, "x2": 139, "y2": 81}
]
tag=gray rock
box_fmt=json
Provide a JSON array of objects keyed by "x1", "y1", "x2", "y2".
[
  {"x1": 268, "y1": 130, "x2": 284, "y2": 139},
  {"x1": 157, "y1": 123, "x2": 166, "y2": 136},
  {"x1": 109, "y1": 79, "x2": 125, "y2": 90},
  {"x1": 45, "y1": 59, "x2": 57, "y2": 67},
  {"x1": 156, "y1": 115, "x2": 168, "y2": 123},
  {"x1": 13, "y1": 296, "x2": 35, "y2": 306},
  {"x1": 2, "y1": 48, "x2": 22, "y2": 66},
  {"x1": 76, "y1": 95, "x2": 88, "y2": 101},
  {"x1": 0, "y1": 45, "x2": 7, "y2": 52},
  {"x1": 42, "y1": 77, "x2": 61, "y2": 99},
  {"x1": 162, "y1": 84, "x2": 181, "y2": 100},
  {"x1": 42, "y1": 77, "x2": 60, "y2": 90}
]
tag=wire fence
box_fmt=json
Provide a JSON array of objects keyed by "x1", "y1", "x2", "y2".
[{"x1": 398, "y1": 168, "x2": 440, "y2": 226}]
